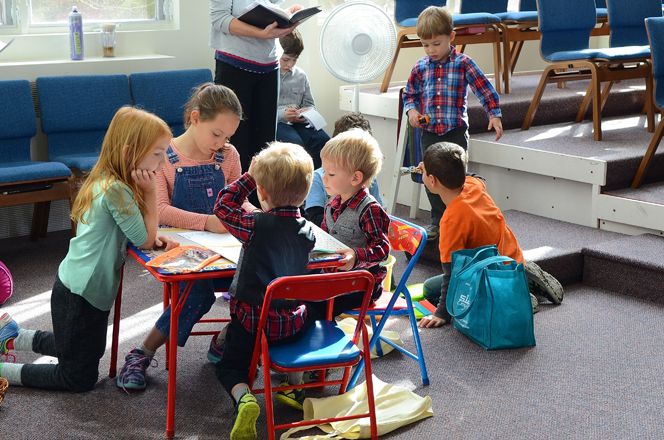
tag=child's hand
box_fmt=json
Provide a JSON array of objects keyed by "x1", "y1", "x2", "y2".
[
  {"x1": 488, "y1": 117, "x2": 503, "y2": 141},
  {"x1": 418, "y1": 315, "x2": 447, "y2": 328},
  {"x1": 131, "y1": 169, "x2": 157, "y2": 194},
  {"x1": 337, "y1": 249, "x2": 357, "y2": 271},
  {"x1": 154, "y1": 235, "x2": 179, "y2": 251},
  {"x1": 407, "y1": 109, "x2": 422, "y2": 128},
  {"x1": 415, "y1": 162, "x2": 425, "y2": 175},
  {"x1": 205, "y1": 215, "x2": 228, "y2": 233},
  {"x1": 285, "y1": 107, "x2": 305, "y2": 123}
]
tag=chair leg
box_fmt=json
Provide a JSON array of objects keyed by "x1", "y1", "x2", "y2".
[
  {"x1": 30, "y1": 201, "x2": 50, "y2": 241},
  {"x1": 522, "y1": 67, "x2": 553, "y2": 130},
  {"x1": 590, "y1": 67, "x2": 603, "y2": 141},
  {"x1": 492, "y1": 39, "x2": 502, "y2": 95},
  {"x1": 369, "y1": 315, "x2": 383, "y2": 357},
  {"x1": 577, "y1": 81, "x2": 612, "y2": 123},
  {"x1": 403, "y1": 292, "x2": 430, "y2": 386},
  {"x1": 645, "y1": 66, "x2": 655, "y2": 133},
  {"x1": 631, "y1": 119, "x2": 664, "y2": 188},
  {"x1": 380, "y1": 33, "x2": 408, "y2": 93},
  {"x1": 360, "y1": 326, "x2": 378, "y2": 439},
  {"x1": 510, "y1": 40, "x2": 524, "y2": 75},
  {"x1": 499, "y1": 25, "x2": 510, "y2": 94},
  {"x1": 261, "y1": 340, "x2": 276, "y2": 440}
]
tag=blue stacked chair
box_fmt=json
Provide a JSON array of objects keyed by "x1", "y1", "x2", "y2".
[
  {"x1": 37, "y1": 74, "x2": 132, "y2": 175},
  {"x1": 130, "y1": 69, "x2": 213, "y2": 136},
  {"x1": 632, "y1": 17, "x2": 664, "y2": 188},
  {"x1": 521, "y1": 0, "x2": 654, "y2": 141},
  {"x1": 0, "y1": 80, "x2": 72, "y2": 240}
]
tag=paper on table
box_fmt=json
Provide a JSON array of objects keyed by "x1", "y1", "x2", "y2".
[
  {"x1": 310, "y1": 223, "x2": 348, "y2": 254},
  {"x1": 299, "y1": 108, "x2": 327, "y2": 130},
  {"x1": 0, "y1": 38, "x2": 14, "y2": 54},
  {"x1": 178, "y1": 231, "x2": 243, "y2": 264}
]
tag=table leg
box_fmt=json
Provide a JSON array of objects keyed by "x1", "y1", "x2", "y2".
[
  {"x1": 165, "y1": 281, "x2": 179, "y2": 439},
  {"x1": 109, "y1": 268, "x2": 124, "y2": 378}
]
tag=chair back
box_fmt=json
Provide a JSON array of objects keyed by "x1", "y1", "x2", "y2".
[
  {"x1": 519, "y1": 0, "x2": 538, "y2": 11},
  {"x1": 395, "y1": 0, "x2": 446, "y2": 27},
  {"x1": 0, "y1": 80, "x2": 36, "y2": 163},
  {"x1": 646, "y1": 17, "x2": 664, "y2": 108},
  {"x1": 387, "y1": 215, "x2": 427, "y2": 293},
  {"x1": 130, "y1": 69, "x2": 213, "y2": 136},
  {"x1": 537, "y1": 0, "x2": 596, "y2": 58},
  {"x1": 459, "y1": 0, "x2": 509, "y2": 14},
  {"x1": 607, "y1": 0, "x2": 662, "y2": 47},
  {"x1": 37, "y1": 74, "x2": 131, "y2": 169}
]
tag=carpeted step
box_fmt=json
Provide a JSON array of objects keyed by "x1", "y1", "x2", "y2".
[
  {"x1": 582, "y1": 234, "x2": 664, "y2": 303},
  {"x1": 392, "y1": 206, "x2": 623, "y2": 286}
]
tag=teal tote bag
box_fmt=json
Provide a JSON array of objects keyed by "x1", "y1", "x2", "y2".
[{"x1": 447, "y1": 248, "x2": 536, "y2": 350}]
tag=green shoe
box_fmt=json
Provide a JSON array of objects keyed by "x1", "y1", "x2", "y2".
[
  {"x1": 275, "y1": 382, "x2": 305, "y2": 411},
  {"x1": 231, "y1": 392, "x2": 260, "y2": 440},
  {"x1": 525, "y1": 261, "x2": 564, "y2": 304}
]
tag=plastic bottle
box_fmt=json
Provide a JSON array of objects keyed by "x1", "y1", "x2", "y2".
[{"x1": 69, "y1": 6, "x2": 84, "y2": 60}]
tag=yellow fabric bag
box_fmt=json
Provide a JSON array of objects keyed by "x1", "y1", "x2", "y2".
[{"x1": 280, "y1": 375, "x2": 433, "y2": 439}]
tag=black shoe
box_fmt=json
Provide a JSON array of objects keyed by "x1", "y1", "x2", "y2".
[
  {"x1": 525, "y1": 261, "x2": 564, "y2": 304},
  {"x1": 425, "y1": 224, "x2": 439, "y2": 241}
]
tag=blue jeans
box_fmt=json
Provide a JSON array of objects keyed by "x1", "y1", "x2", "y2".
[{"x1": 277, "y1": 122, "x2": 330, "y2": 169}]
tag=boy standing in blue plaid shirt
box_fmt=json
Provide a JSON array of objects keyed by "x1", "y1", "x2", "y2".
[{"x1": 402, "y1": 6, "x2": 503, "y2": 240}]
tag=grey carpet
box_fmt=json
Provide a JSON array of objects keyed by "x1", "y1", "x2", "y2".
[{"x1": 605, "y1": 180, "x2": 664, "y2": 204}]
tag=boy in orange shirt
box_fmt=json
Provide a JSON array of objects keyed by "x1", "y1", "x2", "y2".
[{"x1": 417, "y1": 142, "x2": 563, "y2": 328}]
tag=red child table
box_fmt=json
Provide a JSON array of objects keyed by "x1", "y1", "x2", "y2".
[{"x1": 108, "y1": 234, "x2": 342, "y2": 439}]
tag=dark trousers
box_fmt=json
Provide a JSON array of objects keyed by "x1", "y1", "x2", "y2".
[
  {"x1": 21, "y1": 276, "x2": 109, "y2": 392},
  {"x1": 276, "y1": 122, "x2": 330, "y2": 169},
  {"x1": 214, "y1": 61, "x2": 279, "y2": 171},
  {"x1": 421, "y1": 127, "x2": 469, "y2": 225}
]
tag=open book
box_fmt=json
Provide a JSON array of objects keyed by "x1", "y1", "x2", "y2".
[
  {"x1": 310, "y1": 222, "x2": 349, "y2": 254},
  {"x1": 239, "y1": 2, "x2": 322, "y2": 29},
  {"x1": 299, "y1": 107, "x2": 327, "y2": 130}
]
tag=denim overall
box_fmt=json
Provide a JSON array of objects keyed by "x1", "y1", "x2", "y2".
[{"x1": 155, "y1": 146, "x2": 229, "y2": 346}]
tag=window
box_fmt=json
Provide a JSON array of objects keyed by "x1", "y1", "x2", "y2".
[{"x1": 1, "y1": 0, "x2": 173, "y2": 33}]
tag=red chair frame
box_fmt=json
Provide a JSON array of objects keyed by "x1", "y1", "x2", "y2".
[{"x1": 247, "y1": 271, "x2": 378, "y2": 440}]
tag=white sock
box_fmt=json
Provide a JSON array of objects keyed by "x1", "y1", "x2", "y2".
[
  {"x1": 139, "y1": 345, "x2": 156, "y2": 358},
  {"x1": 0, "y1": 362, "x2": 23, "y2": 386},
  {"x1": 0, "y1": 313, "x2": 12, "y2": 328},
  {"x1": 13, "y1": 329, "x2": 36, "y2": 352},
  {"x1": 231, "y1": 383, "x2": 250, "y2": 403}
]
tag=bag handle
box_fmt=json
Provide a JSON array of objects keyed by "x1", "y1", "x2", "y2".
[{"x1": 449, "y1": 255, "x2": 515, "y2": 319}]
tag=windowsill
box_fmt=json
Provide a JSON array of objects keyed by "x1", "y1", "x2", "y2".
[{"x1": 0, "y1": 53, "x2": 175, "y2": 68}]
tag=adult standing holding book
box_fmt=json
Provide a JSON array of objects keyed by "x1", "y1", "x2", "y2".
[{"x1": 210, "y1": 0, "x2": 301, "y2": 173}]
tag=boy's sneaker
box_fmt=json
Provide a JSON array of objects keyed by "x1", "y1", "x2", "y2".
[
  {"x1": 0, "y1": 313, "x2": 18, "y2": 356},
  {"x1": 530, "y1": 293, "x2": 539, "y2": 314},
  {"x1": 116, "y1": 348, "x2": 154, "y2": 391},
  {"x1": 424, "y1": 224, "x2": 439, "y2": 241},
  {"x1": 207, "y1": 334, "x2": 225, "y2": 363},
  {"x1": 525, "y1": 261, "x2": 564, "y2": 304},
  {"x1": 231, "y1": 392, "x2": 260, "y2": 440},
  {"x1": 275, "y1": 382, "x2": 305, "y2": 411}
]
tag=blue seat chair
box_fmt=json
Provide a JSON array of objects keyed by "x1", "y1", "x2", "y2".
[
  {"x1": 577, "y1": 0, "x2": 662, "y2": 121},
  {"x1": 247, "y1": 271, "x2": 378, "y2": 440},
  {"x1": 37, "y1": 74, "x2": 132, "y2": 179},
  {"x1": 632, "y1": 17, "x2": 664, "y2": 188},
  {"x1": 346, "y1": 216, "x2": 429, "y2": 389},
  {"x1": 522, "y1": 0, "x2": 654, "y2": 141},
  {"x1": 130, "y1": 69, "x2": 213, "y2": 136},
  {"x1": 0, "y1": 80, "x2": 72, "y2": 240},
  {"x1": 453, "y1": 0, "x2": 510, "y2": 93},
  {"x1": 497, "y1": 0, "x2": 539, "y2": 79}
]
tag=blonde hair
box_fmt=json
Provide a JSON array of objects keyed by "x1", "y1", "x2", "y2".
[
  {"x1": 183, "y1": 82, "x2": 242, "y2": 129},
  {"x1": 416, "y1": 6, "x2": 454, "y2": 39},
  {"x1": 320, "y1": 128, "x2": 383, "y2": 185},
  {"x1": 71, "y1": 107, "x2": 172, "y2": 224},
  {"x1": 251, "y1": 142, "x2": 314, "y2": 207}
]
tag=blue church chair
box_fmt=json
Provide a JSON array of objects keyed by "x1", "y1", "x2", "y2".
[
  {"x1": 0, "y1": 80, "x2": 72, "y2": 239},
  {"x1": 247, "y1": 271, "x2": 378, "y2": 440},
  {"x1": 632, "y1": 17, "x2": 664, "y2": 187},
  {"x1": 37, "y1": 74, "x2": 132, "y2": 175},
  {"x1": 347, "y1": 216, "x2": 429, "y2": 389},
  {"x1": 522, "y1": 0, "x2": 654, "y2": 141},
  {"x1": 130, "y1": 69, "x2": 213, "y2": 137}
]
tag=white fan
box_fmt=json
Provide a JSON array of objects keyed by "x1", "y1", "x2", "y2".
[{"x1": 319, "y1": 1, "x2": 397, "y2": 111}]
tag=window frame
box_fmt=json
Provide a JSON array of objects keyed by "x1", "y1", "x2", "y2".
[{"x1": 0, "y1": 0, "x2": 175, "y2": 35}]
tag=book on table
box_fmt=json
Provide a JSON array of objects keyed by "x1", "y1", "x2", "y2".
[{"x1": 238, "y1": 2, "x2": 322, "y2": 29}]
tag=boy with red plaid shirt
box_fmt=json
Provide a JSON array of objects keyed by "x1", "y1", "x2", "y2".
[
  {"x1": 213, "y1": 142, "x2": 315, "y2": 440},
  {"x1": 402, "y1": 5, "x2": 503, "y2": 241}
]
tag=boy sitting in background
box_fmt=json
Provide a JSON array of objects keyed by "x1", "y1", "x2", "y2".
[
  {"x1": 417, "y1": 142, "x2": 564, "y2": 329},
  {"x1": 304, "y1": 112, "x2": 384, "y2": 227},
  {"x1": 402, "y1": 6, "x2": 503, "y2": 241},
  {"x1": 276, "y1": 29, "x2": 330, "y2": 169},
  {"x1": 312, "y1": 129, "x2": 390, "y2": 317},
  {"x1": 212, "y1": 142, "x2": 316, "y2": 440}
]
